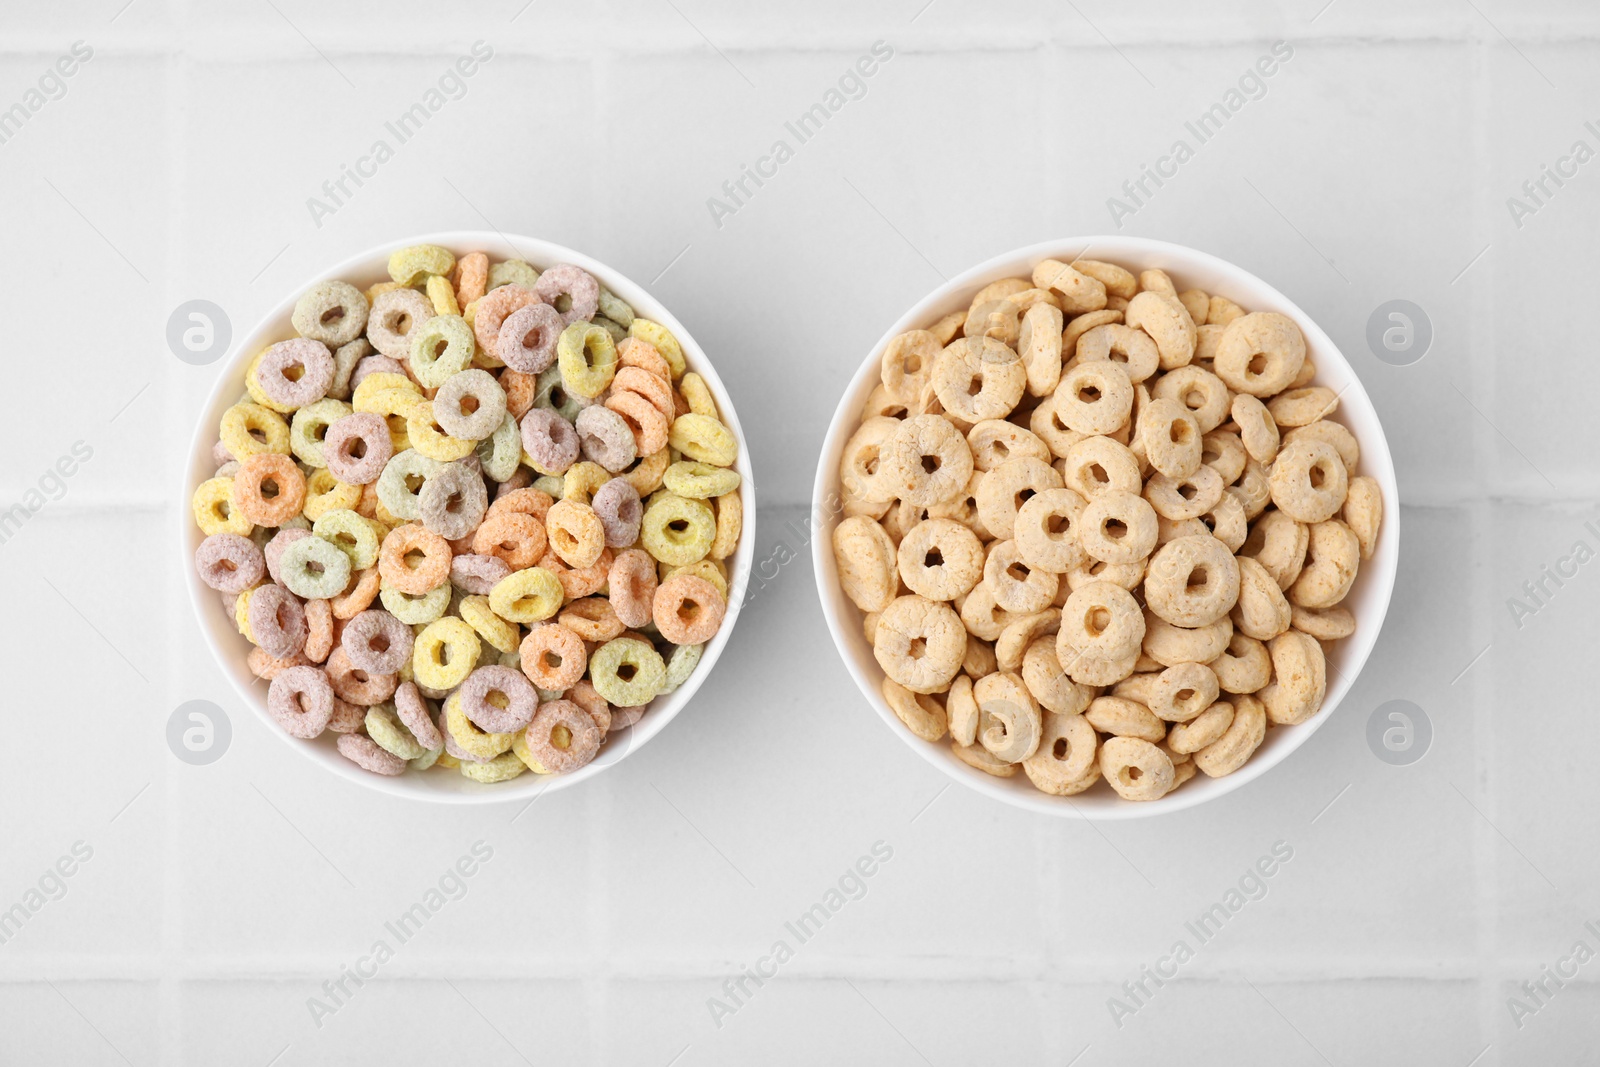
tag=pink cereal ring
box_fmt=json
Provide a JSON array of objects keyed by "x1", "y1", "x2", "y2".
[
  {"x1": 607, "y1": 548, "x2": 657, "y2": 629},
  {"x1": 522, "y1": 698, "x2": 602, "y2": 773},
  {"x1": 518, "y1": 623, "x2": 587, "y2": 691},
  {"x1": 576, "y1": 406, "x2": 638, "y2": 473},
  {"x1": 324, "y1": 412, "x2": 394, "y2": 485},
  {"x1": 473, "y1": 285, "x2": 540, "y2": 361},
  {"x1": 458, "y1": 665, "x2": 539, "y2": 733},
  {"x1": 533, "y1": 264, "x2": 599, "y2": 325},
  {"x1": 249, "y1": 583, "x2": 308, "y2": 659},
  {"x1": 450, "y1": 552, "x2": 510, "y2": 595},
  {"x1": 394, "y1": 681, "x2": 443, "y2": 749},
  {"x1": 350, "y1": 354, "x2": 406, "y2": 392},
  {"x1": 496, "y1": 302, "x2": 564, "y2": 374},
  {"x1": 609, "y1": 703, "x2": 647, "y2": 732},
  {"x1": 325, "y1": 646, "x2": 398, "y2": 706},
  {"x1": 652, "y1": 574, "x2": 726, "y2": 645},
  {"x1": 195, "y1": 533, "x2": 265, "y2": 593},
  {"x1": 267, "y1": 664, "x2": 335, "y2": 738},
  {"x1": 340, "y1": 609, "x2": 415, "y2": 674},
  {"x1": 591, "y1": 478, "x2": 643, "y2": 548},
  {"x1": 327, "y1": 697, "x2": 366, "y2": 734},
  {"x1": 519, "y1": 408, "x2": 580, "y2": 473},
  {"x1": 256, "y1": 338, "x2": 334, "y2": 408},
  {"x1": 336, "y1": 733, "x2": 407, "y2": 775},
  {"x1": 567, "y1": 679, "x2": 612, "y2": 733}
]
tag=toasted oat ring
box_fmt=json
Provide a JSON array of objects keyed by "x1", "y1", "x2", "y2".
[
  {"x1": 1167, "y1": 701, "x2": 1235, "y2": 755},
  {"x1": 522, "y1": 698, "x2": 602, "y2": 773},
  {"x1": 885, "y1": 414, "x2": 974, "y2": 507},
  {"x1": 378, "y1": 523, "x2": 451, "y2": 594},
  {"x1": 1142, "y1": 610, "x2": 1233, "y2": 668},
  {"x1": 832, "y1": 515, "x2": 898, "y2": 613},
  {"x1": 1061, "y1": 437, "x2": 1141, "y2": 500},
  {"x1": 1021, "y1": 637, "x2": 1093, "y2": 716},
  {"x1": 1017, "y1": 303, "x2": 1065, "y2": 397},
  {"x1": 1078, "y1": 490, "x2": 1158, "y2": 564},
  {"x1": 1144, "y1": 465, "x2": 1224, "y2": 522},
  {"x1": 966, "y1": 420, "x2": 1050, "y2": 473},
  {"x1": 1099, "y1": 735, "x2": 1175, "y2": 801},
  {"x1": 652, "y1": 574, "x2": 725, "y2": 645},
  {"x1": 607, "y1": 548, "x2": 658, "y2": 629},
  {"x1": 1234, "y1": 555, "x2": 1293, "y2": 640},
  {"x1": 1137, "y1": 397, "x2": 1203, "y2": 480},
  {"x1": 1288, "y1": 520, "x2": 1360, "y2": 609},
  {"x1": 974, "y1": 456, "x2": 1063, "y2": 541},
  {"x1": 1077, "y1": 323, "x2": 1159, "y2": 383},
  {"x1": 1270, "y1": 437, "x2": 1349, "y2": 524},
  {"x1": 1214, "y1": 312, "x2": 1306, "y2": 396},
  {"x1": 1194, "y1": 693, "x2": 1267, "y2": 776},
  {"x1": 983, "y1": 539, "x2": 1059, "y2": 614},
  {"x1": 1058, "y1": 580, "x2": 1144, "y2": 662},
  {"x1": 1148, "y1": 661, "x2": 1220, "y2": 723},
  {"x1": 605, "y1": 390, "x2": 671, "y2": 456},
  {"x1": 1153, "y1": 366, "x2": 1230, "y2": 433},
  {"x1": 325, "y1": 646, "x2": 398, "y2": 706},
  {"x1": 1013, "y1": 489, "x2": 1087, "y2": 574},
  {"x1": 896, "y1": 518, "x2": 983, "y2": 601},
  {"x1": 932, "y1": 336, "x2": 1027, "y2": 423},
  {"x1": 973, "y1": 672, "x2": 1041, "y2": 762},
  {"x1": 1144, "y1": 535, "x2": 1240, "y2": 627},
  {"x1": 471, "y1": 512, "x2": 547, "y2": 571},
  {"x1": 1209, "y1": 632, "x2": 1272, "y2": 694},
  {"x1": 1284, "y1": 421, "x2": 1359, "y2": 473},
  {"x1": 1241, "y1": 511, "x2": 1309, "y2": 590},
  {"x1": 1052, "y1": 361, "x2": 1134, "y2": 436},
  {"x1": 1201, "y1": 430, "x2": 1248, "y2": 485},
  {"x1": 1342, "y1": 476, "x2": 1383, "y2": 560},
  {"x1": 872, "y1": 595, "x2": 966, "y2": 695},
  {"x1": 1124, "y1": 290, "x2": 1196, "y2": 371},
  {"x1": 231, "y1": 453, "x2": 306, "y2": 527},
  {"x1": 266, "y1": 665, "x2": 334, "y2": 738},
  {"x1": 1023, "y1": 712, "x2": 1099, "y2": 793},
  {"x1": 1032, "y1": 259, "x2": 1108, "y2": 313},
  {"x1": 881, "y1": 329, "x2": 941, "y2": 405}
]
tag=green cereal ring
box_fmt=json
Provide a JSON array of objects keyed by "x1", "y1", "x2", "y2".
[
  {"x1": 314, "y1": 508, "x2": 381, "y2": 571},
  {"x1": 534, "y1": 365, "x2": 593, "y2": 423},
  {"x1": 661, "y1": 642, "x2": 704, "y2": 694},
  {"x1": 629, "y1": 319, "x2": 686, "y2": 379},
  {"x1": 589, "y1": 637, "x2": 666, "y2": 707},
  {"x1": 278, "y1": 535, "x2": 352, "y2": 599},
  {"x1": 410, "y1": 744, "x2": 443, "y2": 771},
  {"x1": 376, "y1": 449, "x2": 444, "y2": 520},
  {"x1": 293, "y1": 280, "x2": 369, "y2": 347},
  {"x1": 290, "y1": 398, "x2": 353, "y2": 468},
  {"x1": 380, "y1": 582, "x2": 451, "y2": 624},
  {"x1": 365, "y1": 702, "x2": 430, "y2": 760},
  {"x1": 410, "y1": 314, "x2": 476, "y2": 389},
  {"x1": 460, "y1": 748, "x2": 526, "y2": 783},
  {"x1": 592, "y1": 316, "x2": 626, "y2": 344},
  {"x1": 533, "y1": 475, "x2": 565, "y2": 498},
  {"x1": 639, "y1": 493, "x2": 716, "y2": 567},
  {"x1": 557, "y1": 322, "x2": 618, "y2": 399},
  {"x1": 489, "y1": 567, "x2": 563, "y2": 624},
  {"x1": 488, "y1": 259, "x2": 540, "y2": 291},
  {"x1": 476, "y1": 412, "x2": 522, "y2": 482},
  {"x1": 389, "y1": 244, "x2": 456, "y2": 285},
  {"x1": 662, "y1": 461, "x2": 740, "y2": 500},
  {"x1": 597, "y1": 286, "x2": 635, "y2": 328},
  {"x1": 668, "y1": 414, "x2": 738, "y2": 467}
]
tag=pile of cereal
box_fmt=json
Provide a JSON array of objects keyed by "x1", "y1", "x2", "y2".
[
  {"x1": 832, "y1": 258, "x2": 1382, "y2": 801},
  {"x1": 192, "y1": 244, "x2": 742, "y2": 782}
]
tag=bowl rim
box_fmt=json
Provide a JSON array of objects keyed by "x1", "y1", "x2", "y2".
[
  {"x1": 810, "y1": 235, "x2": 1399, "y2": 821},
  {"x1": 181, "y1": 230, "x2": 756, "y2": 803}
]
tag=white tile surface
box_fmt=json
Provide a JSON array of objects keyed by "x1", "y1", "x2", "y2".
[{"x1": 1, "y1": 1, "x2": 1596, "y2": 1063}]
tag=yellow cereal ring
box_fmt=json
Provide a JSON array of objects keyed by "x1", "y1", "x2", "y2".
[
  {"x1": 460, "y1": 749, "x2": 526, "y2": 783},
  {"x1": 353, "y1": 372, "x2": 421, "y2": 409},
  {"x1": 365, "y1": 280, "x2": 410, "y2": 303},
  {"x1": 662, "y1": 460, "x2": 740, "y2": 499},
  {"x1": 710, "y1": 491, "x2": 742, "y2": 561},
  {"x1": 562, "y1": 461, "x2": 610, "y2": 505},
  {"x1": 628, "y1": 319, "x2": 686, "y2": 379},
  {"x1": 444, "y1": 692, "x2": 514, "y2": 759},
  {"x1": 289, "y1": 398, "x2": 352, "y2": 468},
  {"x1": 640, "y1": 493, "x2": 715, "y2": 567},
  {"x1": 510, "y1": 729, "x2": 550, "y2": 774},
  {"x1": 435, "y1": 750, "x2": 462, "y2": 770},
  {"x1": 460, "y1": 594, "x2": 520, "y2": 654},
  {"x1": 234, "y1": 583, "x2": 262, "y2": 641},
  {"x1": 625, "y1": 448, "x2": 671, "y2": 497},
  {"x1": 220, "y1": 403, "x2": 290, "y2": 460},
  {"x1": 414, "y1": 617, "x2": 480, "y2": 690},
  {"x1": 488, "y1": 567, "x2": 563, "y2": 624},
  {"x1": 679, "y1": 372, "x2": 719, "y2": 419},
  {"x1": 668, "y1": 414, "x2": 738, "y2": 466},
  {"x1": 557, "y1": 322, "x2": 618, "y2": 399},
  {"x1": 193, "y1": 477, "x2": 252, "y2": 537},
  {"x1": 313, "y1": 508, "x2": 382, "y2": 571},
  {"x1": 405, "y1": 400, "x2": 477, "y2": 462},
  {"x1": 426, "y1": 273, "x2": 460, "y2": 316},
  {"x1": 302, "y1": 469, "x2": 362, "y2": 522},
  {"x1": 661, "y1": 559, "x2": 728, "y2": 600},
  {"x1": 389, "y1": 244, "x2": 456, "y2": 286}
]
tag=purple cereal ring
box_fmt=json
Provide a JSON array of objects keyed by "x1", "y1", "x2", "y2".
[
  {"x1": 264, "y1": 527, "x2": 312, "y2": 585},
  {"x1": 610, "y1": 703, "x2": 648, "y2": 732},
  {"x1": 367, "y1": 288, "x2": 435, "y2": 361},
  {"x1": 496, "y1": 302, "x2": 564, "y2": 374},
  {"x1": 336, "y1": 733, "x2": 407, "y2": 775},
  {"x1": 590, "y1": 478, "x2": 643, "y2": 548},
  {"x1": 340, "y1": 609, "x2": 415, "y2": 674},
  {"x1": 575, "y1": 406, "x2": 638, "y2": 473},
  {"x1": 195, "y1": 533, "x2": 265, "y2": 594},
  {"x1": 441, "y1": 711, "x2": 493, "y2": 763},
  {"x1": 351, "y1": 354, "x2": 406, "y2": 391},
  {"x1": 249, "y1": 583, "x2": 307, "y2": 659},
  {"x1": 418, "y1": 461, "x2": 488, "y2": 541},
  {"x1": 519, "y1": 408, "x2": 580, "y2": 474},
  {"x1": 267, "y1": 664, "x2": 334, "y2": 738},
  {"x1": 458, "y1": 665, "x2": 539, "y2": 733},
  {"x1": 522, "y1": 698, "x2": 602, "y2": 772},
  {"x1": 450, "y1": 553, "x2": 510, "y2": 595},
  {"x1": 496, "y1": 468, "x2": 533, "y2": 497},
  {"x1": 473, "y1": 285, "x2": 540, "y2": 362},
  {"x1": 533, "y1": 264, "x2": 600, "y2": 325},
  {"x1": 394, "y1": 681, "x2": 443, "y2": 749},
  {"x1": 324, "y1": 412, "x2": 394, "y2": 485},
  {"x1": 212, "y1": 439, "x2": 233, "y2": 466},
  {"x1": 327, "y1": 697, "x2": 366, "y2": 733},
  {"x1": 256, "y1": 338, "x2": 334, "y2": 408}
]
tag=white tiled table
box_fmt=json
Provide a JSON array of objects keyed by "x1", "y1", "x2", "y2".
[{"x1": 2, "y1": 1, "x2": 1597, "y2": 1063}]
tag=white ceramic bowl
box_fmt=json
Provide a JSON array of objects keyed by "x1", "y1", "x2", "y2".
[
  {"x1": 812, "y1": 236, "x2": 1398, "y2": 820},
  {"x1": 183, "y1": 231, "x2": 755, "y2": 802}
]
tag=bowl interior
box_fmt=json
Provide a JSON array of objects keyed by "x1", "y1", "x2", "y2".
[
  {"x1": 812, "y1": 236, "x2": 1399, "y2": 820},
  {"x1": 184, "y1": 231, "x2": 755, "y2": 802}
]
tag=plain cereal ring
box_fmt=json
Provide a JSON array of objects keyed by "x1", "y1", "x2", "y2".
[
  {"x1": 520, "y1": 407, "x2": 581, "y2": 475},
  {"x1": 952, "y1": 739, "x2": 1021, "y2": 777},
  {"x1": 1200, "y1": 430, "x2": 1248, "y2": 486},
  {"x1": 1151, "y1": 366, "x2": 1230, "y2": 435},
  {"x1": 1269, "y1": 437, "x2": 1348, "y2": 523},
  {"x1": 975, "y1": 456, "x2": 1062, "y2": 541},
  {"x1": 1167, "y1": 700, "x2": 1234, "y2": 755},
  {"x1": 1032, "y1": 259, "x2": 1108, "y2": 314},
  {"x1": 1021, "y1": 637, "x2": 1094, "y2": 715},
  {"x1": 1214, "y1": 312, "x2": 1306, "y2": 396},
  {"x1": 838, "y1": 417, "x2": 902, "y2": 504},
  {"x1": 832, "y1": 516, "x2": 898, "y2": 613},
  {"x1": 1058, "y1": 580, "x2": 1144, "y2": 662},
  {"x1": 1143, "y1": 535, "x2": 1239, "y2": 628},
  {"x1": 1177, "y1": 289, "x2": 1210, "y2": 326},
  {"x1": 1341, "y1": 476, "x2": 1383, "y2": 560},
  {"x1": 1052, "y1": 360, "x2": 1134, "y2": 436},
  {"x1": 489, "y1": 567, "x2": 563, "y2": 624},
  {"x1": 932, "y1": 336, "x2": 1027, "y2": 423},
  {"x1": 1099, "y1": 735, "x2": 1174, "y2": 800},
  {"x1": 325, "y1": 645, "x2": 399, "y2": 706},
  {"x1": 589, "y1": 636, "x2": 667, "y2": 706},
  {"x1": 1060, "y1": 437, "x2": 1141, "y2": 501},
  {"x1": 230, "y1": 453, "x2": 306, "y2": 528},
  {"x1": 1078, "y1": 490, "x2": 1158, "y2": 564},
  {"x1": 1070, "y1": 259, "x2": 1137, "y2": 300},
  {"x1": 1209, "y1": 633, "x2": 1272, "y2": 694},
  {"x1": 1077, "y1": 323, "x2": 1159, "y2": 383},
  {"x1": 1283, "y1": 420, "x2": 1360, "y2": 473},
  {"x1": 340, "y1": 608, "x2": 414, "y2": 674},
  {"x1": 417, "y1": 462, "x2": 487, "y2": 541},
  {"x1": 1017, "y1": 303, "x2": 1065, "y2": 397},
  {"x1": 1124, "y1": 290, "x2": 1197, "y2": 371},
  {"x1": 1268, "y1": 386, "x2": 1339, "y2": 428},
  {"x1": 195, "y1": 533, "x2": 265, "y2": 593},
  {"x1": 1194, "y1": 693, "x2": 1266, "y2": 776},
  {"x1": 1241, "y1": 510, "x2": 1308, "y2": 590},
  {"x1": 873, "y1": 595, "x2": 966, "y2": 694},
  {"x1": 1146, "y1": 661, "x2": 1219, "y2": 723},
  {"x1": 522, "y1": 698, "x2": 602, "y2": 773},
  {"x1": 265, "y1": 665, "x2": 334, "y2": 738},
  {"x1": 640, "y1": 493, "x2": 716, "y2": 567},
  {"x1": 1137, "y1": 397, "x2": 1202, "y2": 480},
  {"x1": 983, "y1": 539, "x2": 1058, "y2": 614},
  {"x1": 896, "y1": 518, "x2": 984, "y2": 601},
  {"x1": 278, "y1": 535, "x2": 353, "y2": 600},
  {"x1": 882, "y1": 678, "x2": 948, "y2": 742},
  {"x1": 944, "y1": 674, "x2": 979, "y2": 745},
  {"x1": 1023, "y1": 712, "x2": 1099, "y2": 794},
  {"x1": 575, "y1": 406, "x2": 638, "y2": 473},
  {"x1": 1013, "y1": 488, "x2": 1088, "y2": 574},
  {"x1": 1142, "y1": 609, "x2": 1233, "y2": 668},
  {"x1": 1143, "y1": 465, "x2": 1224, "y2": 522},
  {"x1": 881, "y1": 329, "x2": 941, "y2": 405},
  {"x1": 652, "y1": 574, "x2": 725, "y2": 645},
  {"x1": 1231, "y1": 554, "x2": 1292, "y2": 640},
  {"x1": 1061, "y1": 308, "x2": 1123, "y2": 362},
  {"x1": 974, "y1": 672, "x2": 1041, "y2": 762},
  {"x1": 1258, "y1": 631, "x2": 1326, "y2": 726},
  {"x1": 995, "y1": 608, "x2": 1059, "y2": 672},
  {"x1": 366, "y1": 288, "x2": 435, "y2": 361},
  {"x1": 1287, "y1": 520, "x2": 1360, "y2": 609},
  {"x1": 966, "y1": 421, "x2": 1050, "y2": 473},
  {"x1": 884, "y1": 414, "x2": 974, "y2": 507}
]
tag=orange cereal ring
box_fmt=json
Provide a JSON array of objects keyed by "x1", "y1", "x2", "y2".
[
  {"x1": 304, "y1": 598, "x2": 334, "y2": 662},
  {"x1": 501, "y1": 368, "x2": 539, "y2": 419},
  {"x1": 652, "y1": 574, "x2": 726, "y2": 645},
  {"x1": 248, "y1": 646, "x2": 310, "y2": 680},
  {"x1": 330, "y1": 566, "x2": 381, "y2": 619},
  {"x1": 540, "y1": 546, "x2": 612, "y2": 601},
  {"x1": 488, "y1": 487, "x2": 554, "y2": 525},
  {"x1": 521, "y1": 698, "x2": 602, "y2": 773},
  {"x1": 559, "y1": 596, "x2": 625, "y2": 643},
  {"x1": 471, "y1": 512, "x2": 547, "y2": 571},
  {"x1": 378, "y1": 523, "x2": 452, "y2": 595},
  {"x1": 518, "y1": 622, "x2": 587, "y2": 690},
  {"x1": 326, "y1": 646, "x2": 398, "y2": 706},
  {"x1": 454, "y1": 251, "x2": 489, "y2": 307},
  {"x1": 612, "y1": 366, "x2": 675, "y2": 424},
  {"x1": 231, "y1": 453, "x2": 306, "y2": 527},
  {"x1": 546, "y1": 499, "x2": 605, "y2": 569},
  {"x1": 605, "y1": 391, "x2": 670, "y2": 456},
  {"x1": 608, "y1": 548, "x2": 658, "y2": 629},
  {"x1": 567, "y1": 679, "x2": 612, "y2": 732},
  {"x1": 616, "y1": 336, "x2": 671, "y2": 380}
]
